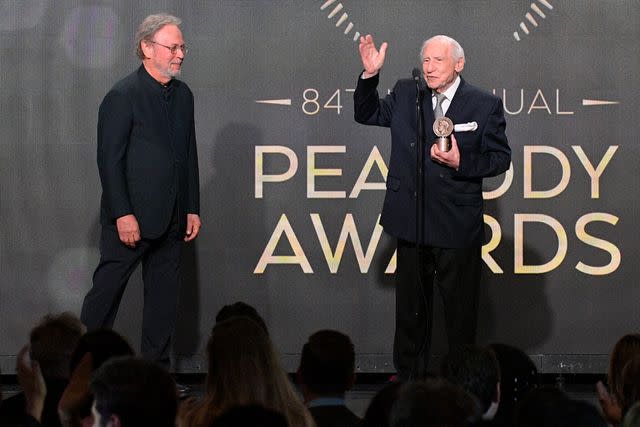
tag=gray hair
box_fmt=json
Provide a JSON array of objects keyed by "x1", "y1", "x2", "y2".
[
  {"x1": 419, "y1": 35, "x2": 465, "y2": 62},
  {"x1": 135, "y1": 13, "x2": 182, "y2": 60}
]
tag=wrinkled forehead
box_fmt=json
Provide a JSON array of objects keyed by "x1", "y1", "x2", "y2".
[
  {"x1": 153, "y1": 24, "x2": 184, "y2": 44},
  {"x1": 422, "y1": 40, "x2": 452, "y2": 59}
]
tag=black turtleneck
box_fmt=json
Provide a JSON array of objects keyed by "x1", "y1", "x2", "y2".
[{"x1": 97, "y1": 64, "x2": 200, "y2": 238}]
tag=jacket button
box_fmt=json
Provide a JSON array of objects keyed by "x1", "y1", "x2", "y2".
[{"x1": 410, "y1": 142, "x2": 415, "y2": 147}]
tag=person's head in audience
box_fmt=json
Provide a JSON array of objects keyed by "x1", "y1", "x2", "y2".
[
  {"x1": 61, "y1": 328, "x2": 135, "y2": 425},
  {"x1": 441, "y1": 345, "x2": 500, "y2": 420},
  {"x1": 210, "y1": 405, "x2": 288, "y2": 427},
  {"x1": 90, "y1": 356, "x2": 177, "y2": 427},
  {"x1": 596, "y1": 333, "x2": 640, "y2": 425},
  {"x1": 69, "y1": 328, "x2": 135, "y2": 374},
  {"x1": 609, "y1": 334, "x2": 640, "y2": 405},
  {"x1": 29, "y1": 312, "x2": 85, "y2": 380},
  {"x1": 297, "y1": 329, "x2": 356, "y2": 402},
  {"x1": 390, "y1": 378, "x2": 480, "y2": 427},
  {"x1": 361, "y1": 381, "x2": 404, "y2": 427},
  {"x1": 181, "y1": 317, "x2": 314, "y2": 427},
  {"x1": 514, "y1": 385, "x2": 568, "y2": 427},
  {"x1": 215, "y1": 301, "x2": 268, "y2": 335},
  {"x1": 624, "y1": 401, "x2": 640, "y2": 427},
  {"x1": 488, "y1": 343, "x2": 538, "y2": 425},
  {"x1": 620, "y1": 355, "x2": 640, "y2": 417},
  {"x1": 516, "y1": 386, "x2": 605, "y2": 427},
  {"x1": 558, "y1": 400, "x2": 607, "y2": 427}
]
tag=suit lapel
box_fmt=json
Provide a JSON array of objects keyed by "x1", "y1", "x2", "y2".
[
  {"x1": 444, "y1": 77, "x2": 469, "y2": 123},
  {"x1": 423, "y1": 93, "x2": 436, "y2": 140}
]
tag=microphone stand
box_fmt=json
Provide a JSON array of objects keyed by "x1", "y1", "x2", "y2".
[
  {"x1": 415, "y1": 78, "x2": 425, "y2": 255},
  {"x1": 411, "y1": 71, "x2": 427, "y2": 380}
]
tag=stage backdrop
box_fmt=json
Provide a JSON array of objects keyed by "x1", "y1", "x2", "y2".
[{"x1": 1, "y1": 0, "x2": 638, "y2": 374}]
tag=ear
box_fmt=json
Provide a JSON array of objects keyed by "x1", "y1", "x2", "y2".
[
  {"x1": 455, "y1": 57, "x2": 465, "y2": 73},
  {"x1": 140, "y1": 40, "x2": 154, "y2": 59}
]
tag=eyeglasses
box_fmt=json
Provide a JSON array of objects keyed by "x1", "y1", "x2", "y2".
[{"x1": 149, "y1": 40, "x2": 189, "y2": 55}]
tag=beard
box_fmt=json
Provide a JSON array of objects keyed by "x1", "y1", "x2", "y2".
[
  {"x1": 165, "y1": 63, "x2": 182, "y2": 78},
  {"x1": 155, "y1": 60, "x2": 182, "y2": 80}
]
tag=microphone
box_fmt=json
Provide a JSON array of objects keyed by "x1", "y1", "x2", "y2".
[{"x1": 412, "y1": 68, "x2": 426, "y2": 92}]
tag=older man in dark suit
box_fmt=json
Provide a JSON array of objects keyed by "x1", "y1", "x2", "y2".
[
  {"x1": 354, "y1": 34, "x2": 510, "y2": 380},
  {"x1": 81, "y1": 13, "x2": 200, "y2": 368}
]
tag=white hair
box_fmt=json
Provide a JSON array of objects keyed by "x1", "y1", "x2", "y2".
[{"x1": 419, "y1": 35, "x2": 465, "y2": 62}]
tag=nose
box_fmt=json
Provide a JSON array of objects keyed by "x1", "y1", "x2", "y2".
[{"x1": 424, "y1": 60, "x2": 435, "y2": 73}]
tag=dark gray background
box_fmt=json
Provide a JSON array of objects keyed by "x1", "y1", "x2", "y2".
[{"x1": 1, "y1": 0, "x2": 638, "y2": 373}]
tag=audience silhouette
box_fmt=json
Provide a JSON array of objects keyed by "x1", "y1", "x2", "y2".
[{"x1": 1, "y1": 306, "x2": 637, "y2": 427}]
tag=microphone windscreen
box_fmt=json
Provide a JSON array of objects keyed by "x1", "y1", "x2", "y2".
[{"x1": 412, "y1": 68, "x2": 426, "y2": 91}]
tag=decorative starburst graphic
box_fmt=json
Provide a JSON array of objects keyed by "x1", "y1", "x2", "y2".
[
  {"x1": 319, "y1": 0, "x2": 361, "y2": 42},
  {"x1": 256, "y1": 2, "x2": 619, "y2": 109},
  {"x1": 513, "y1": 0, "x2": 554, "y2": 41}
]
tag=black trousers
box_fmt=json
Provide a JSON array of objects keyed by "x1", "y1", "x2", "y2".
[
  {"x1": 394, "y1": 239, "x2": 481, "y2": 380},
  {"x1": 80, "y1": 216, "x2": 182, "y2": 368}
]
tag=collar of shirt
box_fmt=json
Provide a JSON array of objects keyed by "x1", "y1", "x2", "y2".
[
  {"x1": 431, "y1": 75, "x2": 461, "y2": 116},
  {"x1": 307, "y1": 397, "x2": 346, "y2": 408},
  {"x1": 138, "y1": 64, "x2": 175, "y2": 95}
]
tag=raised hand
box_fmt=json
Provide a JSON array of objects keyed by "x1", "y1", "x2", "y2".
[
  {"x1": 596, "y1": 380, "x2": 622, "y2": 424},
  {"x1": 16, "y1": 344, "x2": 47, "y2": 422},
  {"x1": 358, "y1": 34, "x2": 388, "y2": 77},
  {"x1": 58, "y1": 352, "x2": 94, "y2": 427}
]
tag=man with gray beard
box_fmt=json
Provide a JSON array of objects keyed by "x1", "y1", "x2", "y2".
[{"x1": 81, "y1": 13, "x2": 201, "y2": 368}]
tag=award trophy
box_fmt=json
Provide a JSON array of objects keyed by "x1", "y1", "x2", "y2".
[{"x1": 433, "y1": 117, "x2": 454, "y2": 152}]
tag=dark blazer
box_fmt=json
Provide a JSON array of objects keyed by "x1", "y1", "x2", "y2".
[
  {"x1": 354, "y1": 73, "x2": 510, "y2": 248},
  {"x1": 309, "y1": 405, "x2": 361, "y2": 427},
  {"x1": 97, "y1": 65, "x2": 200, "y2": 239}
]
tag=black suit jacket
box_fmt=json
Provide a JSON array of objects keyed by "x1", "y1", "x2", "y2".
[
  {"x1": 97, "y1": 65, "x2": 200, "y2": 239},
  {"x1": 354, "y1": 73, "x2": 510, "y2": 248},
  {"x1": 309, "y1": 405, "x2": 361, "y2": 427}
]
